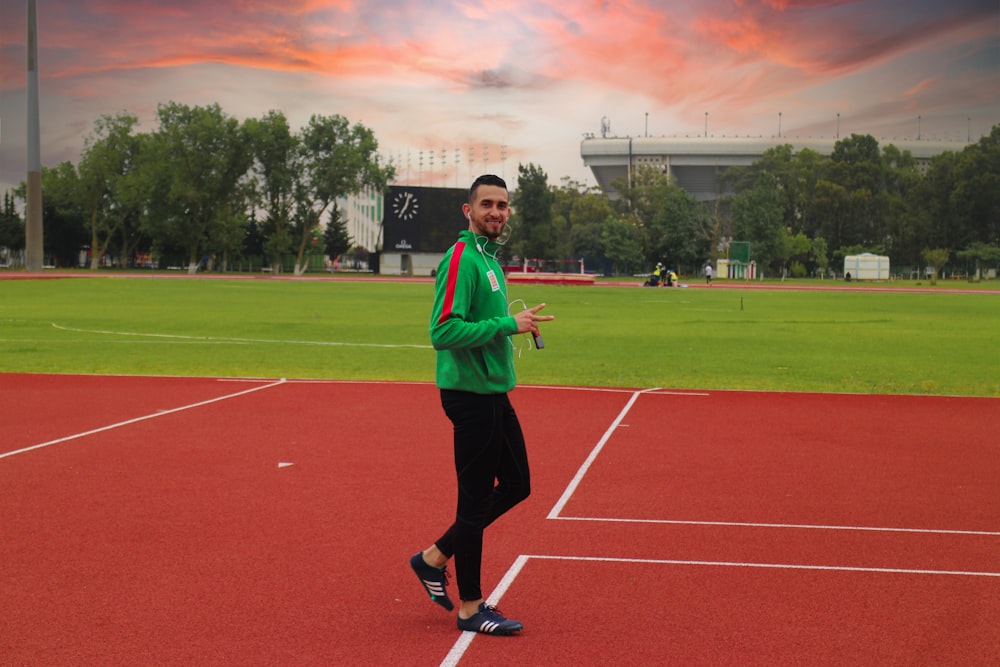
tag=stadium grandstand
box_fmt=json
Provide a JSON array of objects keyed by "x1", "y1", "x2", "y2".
[{"x1": 580, "y1": 135, "x2": 972, "y2": 202}]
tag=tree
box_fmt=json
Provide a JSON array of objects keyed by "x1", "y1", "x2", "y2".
[
  {"x1": 292, "y1": 114, "x2": 393, "y2": 275},
  {"x1": 956, "y1": 241, "x2": 1000, "y2": 280},
  {"x1": 607, "y1": 166, "x2": 680, "y2": 272},
  {"x1": 323, "y1": 203, "x2": 352, "y2": 261},
  {"x1": 787, "y1": 231, "x2": 812, "y2": 277},
  {"x1": 810, "y1": 236, "x2": 830, "y2": 278},
  {"x1": 731, "y1": 171, "x2": 788, "y2": 274},
  {"x1": 553, "y1": 178, "x2": 613, "y2": 271},
  {"x1": 612, "y1": 165, "x2": 675, "y2": 230},
  {"x1": 823, "y1": 135, "x2": 883, "y2": 248},
  {"x1": 512, "y1": 163, "x2": 555, "y2": 261},
  {"x1": 601, "y1": 215, "x2": 643, "y2": 275},
  {"x1": 951, "y1": 125, "x2": 1000, "y2": 248},
  {"x1": 29, "y1": 162, "x2": 88, "y2": 266},
  {"x1": 244, "y1": 110, "x2": 297, "y2": 271},
  {"x1": 909, "y1": 150, "x2": 957, "y2": 270},
  {"x1": 567, "y1": 192, "x2": 610, "y2": 259},
  {"x1": 140, "y1": 102, "x2": 252, "y2": 273},
  {"x1": 649, "y1": 188, "x2": 711, "y2": 273},
  {"x1": 78, "y1": 112, "x2": 142, "y2": 269},
  {"x1": 0, "y1": 191, "x2": 24, "y2": 252},
  {"x1": 725, "y1": 144, "x2": 824, "y2": 238},
  {"x1": 878, "y1": 144, "x2": 921, "y2": 268},
  {"x1": 921, "y1": 247, "x2": 950, "y2": 284}
]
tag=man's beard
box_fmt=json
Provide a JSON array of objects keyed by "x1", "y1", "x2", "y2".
[
  {"x1": 496, "y1": 223, "x2": 512, "y2": 245},
  {"x1": 476, "y1": 219, "x2": 510, "y2": 244}
]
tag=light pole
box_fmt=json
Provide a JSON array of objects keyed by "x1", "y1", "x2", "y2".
[
  {"x1": 704, "y1": 111, "x2": 708, "y2": 138},
  {"x1": 778, "y1": 112, "x2": 782, "y2": 138},
  {"x1": 645, "y1": 112, "x2": 648, "y2": 137},
  {"x1": 26, "y1": 0, "x2": 43, "y2": 272},
  {"x1": 836, "y1": 112, "x2": 840, "y2": 139}
]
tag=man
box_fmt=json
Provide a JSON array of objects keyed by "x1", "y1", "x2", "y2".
[
  {"x1": 705, "y1": 262, "x2": 713, "y2": 285},
  {"x1": 410, "y1": 174, "x2": 552, "y2": 636}
]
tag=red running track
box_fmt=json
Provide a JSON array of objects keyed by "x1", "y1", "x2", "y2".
[{"x1": 1, "y1": 374, "x2": 997, "y2": 666}]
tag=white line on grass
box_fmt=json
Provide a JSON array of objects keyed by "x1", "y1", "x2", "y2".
[
  {"x1": 48, "y1": 322, "x2": 432, "y2": 349},
  {"x1": 0, "y1": 378, "x2": 287, "y2": 460}
]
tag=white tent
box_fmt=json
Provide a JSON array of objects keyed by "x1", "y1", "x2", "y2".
[{"x1": 844, "y1": 253, "x2": 890, "y2": 280}]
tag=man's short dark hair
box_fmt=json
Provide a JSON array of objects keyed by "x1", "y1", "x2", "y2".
[{"x1": 468, "y1": 174, "x2": 507, "y2": 204}]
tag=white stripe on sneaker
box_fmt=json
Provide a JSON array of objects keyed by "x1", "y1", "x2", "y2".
[{"x1": 422, "y1": 578, "x2": 445, "y2": 596}]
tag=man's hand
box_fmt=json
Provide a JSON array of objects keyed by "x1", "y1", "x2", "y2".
[{"x1": 513, "y1": 302, "x2": 554, "y2": 336}]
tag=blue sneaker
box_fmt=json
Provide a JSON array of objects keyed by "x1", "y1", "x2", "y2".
[
  {"x1": 410, "y1": 552, "x2": 454, "y2": 611},
  {"x1": 457, "y1": 603, "x2": 523, "y2": 635}
]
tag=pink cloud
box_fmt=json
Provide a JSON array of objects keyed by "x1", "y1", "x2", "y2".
[{"x1": 0, "y1": 0, "x2": 996, "y2": 192}]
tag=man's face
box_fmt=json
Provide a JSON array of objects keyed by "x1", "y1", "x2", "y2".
[{"x1": 464, "y1": 184, "x2": 510, "y2": 241}]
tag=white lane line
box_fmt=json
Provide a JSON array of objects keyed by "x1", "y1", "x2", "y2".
[
  {"x1": 547, "y1": 388, "x2": 661, "y2": 519},
  {"x1": 438, "y1": 550, "x2": 999, "y2": 666},
  {"x1": 0, "y1": 378, "x2": 287, "y2": 460},
  {"x1": 523, "y1": 553, "x2": 1000, "y2": 578},
  {"x1": 439, "y1": 555, "x2": 530, "y2": 667},
  {"x1": 551, "y1": 515, "x2": 1000, "y2": 537}
]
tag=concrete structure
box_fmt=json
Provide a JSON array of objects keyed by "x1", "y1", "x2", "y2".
[{"x1": 580, "y1": 135, "x2": 971, "y2": 201}]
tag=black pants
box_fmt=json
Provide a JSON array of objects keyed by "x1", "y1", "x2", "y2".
[{"x1": 434, "y1": 390, "x2": 531, "y2": 602}]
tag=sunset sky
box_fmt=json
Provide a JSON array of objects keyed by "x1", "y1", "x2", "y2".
[{"x1": 1, "y1": 0, "x2": 998, "y2": 194}]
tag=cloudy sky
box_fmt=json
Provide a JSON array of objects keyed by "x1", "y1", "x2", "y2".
[{"x1": 1, "y1": 0, "x2": 997, "y2": 194}]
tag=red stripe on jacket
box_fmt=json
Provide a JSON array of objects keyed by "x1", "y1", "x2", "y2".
[{"x1": 438, "y1": 241, "x2": 467, "y2": 324}]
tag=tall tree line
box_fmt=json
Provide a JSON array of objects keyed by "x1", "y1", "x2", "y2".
[
  {"x1": 3, "y1": 102, "x2": 393, "y2": 274},
  {"x1": 509, "y1": 126, "x2": 999, "y2": 279},
  {"x1": 3, "y1": 119, "x2": 998, "y2": 278}
]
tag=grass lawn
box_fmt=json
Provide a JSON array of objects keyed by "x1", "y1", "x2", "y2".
[{"x1": 1, "y1": 273, "x2": 997, "y2": 396}]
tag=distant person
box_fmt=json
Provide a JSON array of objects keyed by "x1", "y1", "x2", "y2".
[
  {"x1": 705, "y1": 262, "x2": 713, "y2": 285},
  {"x1": 410, "y1": 174, "x2": 553, "y2": 636}
]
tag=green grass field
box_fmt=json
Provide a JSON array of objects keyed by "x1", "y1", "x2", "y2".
[{"x1": 1, "y1": 275, "x2": 997, "y2": 396}]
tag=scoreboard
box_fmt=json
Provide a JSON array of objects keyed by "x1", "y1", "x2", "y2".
[{"x1": 382, "y1": 185, "x2": 468, "y2": 253}]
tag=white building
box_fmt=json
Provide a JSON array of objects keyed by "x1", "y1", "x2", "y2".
[{"x1": 336, "y1": 187, "x2": 383, "y2": 253}]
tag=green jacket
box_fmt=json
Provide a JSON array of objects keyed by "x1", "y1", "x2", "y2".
[{"x1": 430, "y1": 229, "x2": 519, "y2": 394}]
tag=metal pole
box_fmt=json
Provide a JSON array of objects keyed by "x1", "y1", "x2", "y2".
[
  {"x1": 627, "y1": 137, "x2": 632, "y2": 189},
  {"x1": 26, "y1": 0, "x2": 44, "y2": 271}
]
